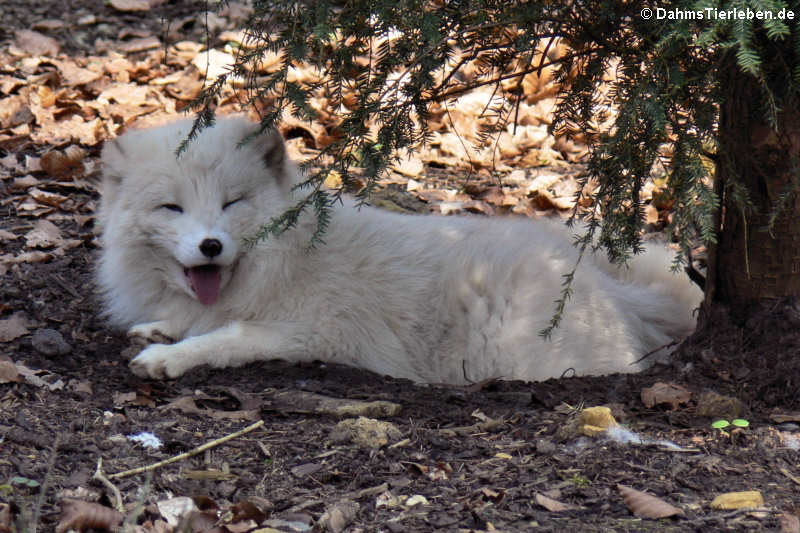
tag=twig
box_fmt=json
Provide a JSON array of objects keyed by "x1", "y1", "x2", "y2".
[
  {"x1": 108, "y1": 420, "x2": 264, "y2": 480},
  {"x1": 93, "y1": 458, "x2": 124, "y2": 513},
  {"x1": 632, "y1": 339, "x2": 681, "y2": 365}
]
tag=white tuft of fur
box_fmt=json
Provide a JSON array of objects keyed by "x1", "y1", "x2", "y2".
[{"x1": 97, "y1": 116, "x2": 702, "y2": 383}]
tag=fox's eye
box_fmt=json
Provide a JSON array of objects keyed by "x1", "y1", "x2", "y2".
[
  {"x1": 223, "y1": 197, "x2": 242, "y2": 210},
  {"x1": 160, "y1": 204, "x2": 183, "y2": 213}
]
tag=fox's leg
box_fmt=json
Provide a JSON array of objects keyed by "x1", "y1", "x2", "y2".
[
  {"x1": 127, "y1": 320, "x2": 183, "y2": 346},
  {"x1": 129, "y1": 321, "x2": 312, "y2": 379}
]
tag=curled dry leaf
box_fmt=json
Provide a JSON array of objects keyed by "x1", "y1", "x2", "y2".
[
  {"x1": 535, "y1": 492, "x2": 582, "y2": 512},
  {"x1": 641, "y1": 382, "x2": 692, "y2": 410},
  {"x1": 56, "y1": 499, "x2": 123, "y2": 533},
  {"x1": 40, "y1": 146, "x2": 87, "y2": 180},
  {"x1": 617, "y1": 484, "x2": 685, "y2": 519}
]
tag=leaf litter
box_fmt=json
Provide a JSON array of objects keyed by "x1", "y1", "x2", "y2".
[{"x1": 1, "y1": 0, "x2": 800, "y2": 531}]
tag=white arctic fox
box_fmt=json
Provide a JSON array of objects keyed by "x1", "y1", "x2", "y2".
[{"x1": 97, "y1": 116, "x2": 700, "y2": 384}]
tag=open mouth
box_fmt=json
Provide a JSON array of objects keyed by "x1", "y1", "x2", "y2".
[{"x1": 184, "y1": 264, "x2": 222, "y2": 306}]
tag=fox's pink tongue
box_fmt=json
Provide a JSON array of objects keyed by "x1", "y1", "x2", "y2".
[{"x1": 186, "y1": 265, "x2": 222, "y2": 306}]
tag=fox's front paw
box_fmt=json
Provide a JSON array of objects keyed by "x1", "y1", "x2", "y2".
[
  {"x1": 130, "y1": 344, "x2": 189, "y2": 379},
  {"x1": 128, "y1": 321, "x2": 177, "y2": 347}
]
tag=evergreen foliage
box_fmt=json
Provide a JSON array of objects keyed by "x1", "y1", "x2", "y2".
[{"x1": 191, "y1": 0, "x2": 800, "y2": 330}]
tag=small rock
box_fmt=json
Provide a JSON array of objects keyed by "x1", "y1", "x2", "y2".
[{"x1": 31, "y1": 328, "x2": 71, "y2": 356}]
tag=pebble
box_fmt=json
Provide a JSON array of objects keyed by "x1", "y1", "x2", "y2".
[{"x1": 31, "y1": 328, "x2": 71, "y2": 356}]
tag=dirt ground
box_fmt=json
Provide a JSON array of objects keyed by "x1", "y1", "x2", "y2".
[{"x1": 2, "y1": 1, "x2": 800, "y2": 532}]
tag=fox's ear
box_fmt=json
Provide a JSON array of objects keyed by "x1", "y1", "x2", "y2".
[
  {"x1": 260, "y1": 128, "x2": 288, "y2": 181},
  {"x1": 100, "y1": 137, "x2": 128, "y2": 199}
]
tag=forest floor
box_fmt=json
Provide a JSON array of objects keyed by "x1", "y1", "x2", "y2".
[{"x1": 2, "y1": 1, "x2": 800, "y2": 531}]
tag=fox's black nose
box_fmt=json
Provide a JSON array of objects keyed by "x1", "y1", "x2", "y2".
[{"x1": 199, "y1": 238, "x2": 223, "y2": 258}]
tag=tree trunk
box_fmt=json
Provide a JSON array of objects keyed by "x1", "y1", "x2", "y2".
[{"x1": 707, "y1": 59, "x2": 800, "y2": 318}]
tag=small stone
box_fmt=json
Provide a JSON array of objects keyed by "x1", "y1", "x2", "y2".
[{"x1": 31, "y1": 328, "x2": 71, "y2": 356}]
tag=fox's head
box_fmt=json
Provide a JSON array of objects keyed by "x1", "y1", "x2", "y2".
[{"x1": 99, "y1": 116, "x2": 297, "y2": 306}]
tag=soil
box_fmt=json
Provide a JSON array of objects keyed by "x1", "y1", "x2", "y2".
[{"x1": 2, "y1": 1, "x2": 800, "y2": 532}]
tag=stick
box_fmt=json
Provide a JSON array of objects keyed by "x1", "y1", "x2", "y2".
[
  {"x1": 93, "y1": 458, "x2": 124, "y2": 513},
  {"x1": 109, "y1": 420, "x2": 264, "y2": 480}
]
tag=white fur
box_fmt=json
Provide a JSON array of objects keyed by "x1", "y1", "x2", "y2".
[{"x1": 97, "y1": 116, "x2": 701, "y2": 383}]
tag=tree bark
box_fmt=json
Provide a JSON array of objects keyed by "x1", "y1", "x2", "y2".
[{"x1": 709, "y1": 58, "x2": 800, "y2": 317}]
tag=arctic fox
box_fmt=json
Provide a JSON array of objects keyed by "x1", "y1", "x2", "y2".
[{"x1": 97, "y1": 116, "x2": 700, "y2": 383}]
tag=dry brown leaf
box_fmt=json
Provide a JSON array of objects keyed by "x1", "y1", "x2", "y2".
[
  {"x1": 534, "y1": 492, "x2": 582, "y2": 512},
  {"x1": 780, "y1": 513, "x2": 800, "y2": 533},
  {"x1": 112, "y1": 391, "x2": 138, "y2": 406},
  {"x1": 0, "y1": 360, "x2": 22, "y2": 384},
  {"x1": 0, "y1": 312, "x2": 32, "y2": 342},
  {"x1": 29, "y1": 188, "x2": 70, "y2": 208},
  {"x1": 14, "y1": 30, "x2": 60, "y2": 57},
  {"x1": 117, "y1": 36, "x2": 161, "y2": 54},
  {"x1": 40, "y1": 147, "x2": 86, "y2": 180},
  {"x1": 109, "y1": 0, "x2": 151, "y2": 11},
  {"x1": 641, "y1": 382, "x2": 692, "y2": 410},
  {"x1": 24, "y1": 219, "x2": 63, "y2": 249},
  {"x1": 10, "y1": 175, "x2": 40, "y2": 191},
  {"x1": 618, "y1": 484, "x2": 685, "y2": 519},
  {"x1": 70, "y1": 380, "x2": 93, "y2": 395},
  {"x1": 50, "y1": 59, "x2": 103, "y2": 86},
  {"x1": 12, "y1": 251, "x2": 55, "y2": 264},
  {"x1": 56, "y1": 499, "x2": 123, "y2": 533},
  {"x1": 32, "y1": 19, "x2": 66, "y2": 31},
  {"x1": 99, "y1": 83, "x2": 151, "y2": 106},
  {"x1": 160, "y1": 394, "x2": 260, "y2": 421}
]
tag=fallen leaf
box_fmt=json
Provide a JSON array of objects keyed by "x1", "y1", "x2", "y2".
[
  {"x1": 780, "y1": 513, "x2": 800, "y2": 533},
  {"x1": 40, "y1": 146, "x2": 87, "y2": 180},
  {"x1": 0, "y1": 360, "x2": 22, "y2": 384},
  {"x1": 32, "y1": 20, "x2": 66, "y2": 31},
  {"x1": 710, "y1": 490, "x2": 764, "y2": 510},
  {"x1": 24, "y1": 219, "x2": 63, "y2": 249},
  {"x1": 156, "y1": 497, "x2": 198, "y2": 527},
  {"x1": 641, "y1": 382, "x2": 692, "y2": 409},
  {"x1": 56, "y1": 499, "x2": 123, "y2": 533},
  {"x1": 28, "y1": 188, "x2": 70, "y2": 209},
  {"x1": 14, "y1": 30, "x2": 60, "y2": 57},
  {"x1": 618, "y1": 484, "x2": 685, "y2": 518},
  {"x1": 109, "y1": 0, "x2": 151, "y2": 11},
  {"x1": 0, "y1": 312, "x2": 32, "y2": 342},
  {"x1": 290, "y1": 463, "x2": 322, "y2": 478},
  {"x1": 117, "y1": 36, "x2": 161, "y2": 54},
  {"x1": 534, "y1": 492, "x2": 582, "y2": 512}
]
